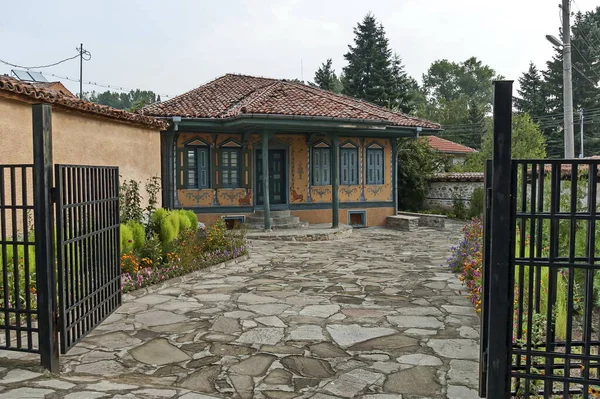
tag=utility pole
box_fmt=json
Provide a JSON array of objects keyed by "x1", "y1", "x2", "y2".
[
  {"x1": 562, "y1": 0, "x2": 575, "y2": 158},
  {"x1": 579, "y1": 108, "x2": 584, "y2": 158}
]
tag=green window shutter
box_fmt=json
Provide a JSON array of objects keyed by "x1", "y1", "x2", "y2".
[
  {"x1": 322, "y1": 149, "x2": 330, "y2": 185},
  {"x1": 350, "y1": 150, "x2": 358, "y2": 184},
  {"x1": 376, "y1": 150, "x2": 383, "y2": 184},
  {"x1": 198, "y1": 148, "x2": 209, "y2": 188},
  {"x1": 313, "y1": 149, "x2": 321, "y2": 185},
  {"x1": 176, "y1": 147, "x2": 187, "y2": 189}
]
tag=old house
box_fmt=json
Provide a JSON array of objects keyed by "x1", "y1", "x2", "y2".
[
  {"x1": 141, "y1": 74, "x2": 441, "y2": 229},
  {"x1": 426, "y1": 135, "x2": 476, "y2": 167}
]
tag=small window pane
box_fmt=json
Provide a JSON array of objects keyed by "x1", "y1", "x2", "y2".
[
  {"x1": 312, "y1": 147, "x2": 331, "y2": 186},
  {"x1": 220, "y1": 149, "x2": 242, "y2": 188}
]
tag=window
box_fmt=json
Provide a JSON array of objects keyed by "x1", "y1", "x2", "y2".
[
  {"x1": 340, "y1": 148, "x2": 358, "y2": 185},
  {"x1": 312, "y1": 147, "x2": 331, "y2": 185},
  {"x1": 366, "y1": 148, "x2": 384, "y2": 184},
  {"x1": 186, "y1": 146, "x2": 209, "y2": 189},
  {"x1": 220, "y1": 148, "x2": 241, "y2": 188}
]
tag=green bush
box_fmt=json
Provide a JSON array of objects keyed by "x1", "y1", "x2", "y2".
[
  {"x1": 177, "y1": 211, "x2": 192, "y2": 231},
  {"x1": 159, "y1": 213, "x2": 180, "y2": 244},
  {"x1": 120, "y1": 224, "x2": 134, "y2": 253},
  {"x1": 468, "y1": 187, "x2": 485, "y2": 219},
  {"x1": 127, "y1": 221, "x2": 146, "y2": 250},
  {"x1": 452, "y1": 194, "x2": 467, "y2": 220},
  {"x1": 183, "y1": 210, "x2": 198, "y2": 229}
]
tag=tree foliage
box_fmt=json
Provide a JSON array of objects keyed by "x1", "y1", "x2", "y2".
[
  {"x1": 312, "y1": 58, "x2": 342, "y2": 93},
  {"x1": 85, "y1": 89, "x2": 159, "y2": 112},
  {"x1": 463, "y1": 113, "x2": 547, "y2": 171},
  {"x1": 397, "y1": 138, "x2": 446, "y2": 211},
  {"x1": 342, "y1": 13, "x2": 412, "y2": 111}
]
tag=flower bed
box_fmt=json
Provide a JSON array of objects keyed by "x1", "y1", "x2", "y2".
[{"x1": 447, "y1": 218, "x2": 483, "y2": 312}]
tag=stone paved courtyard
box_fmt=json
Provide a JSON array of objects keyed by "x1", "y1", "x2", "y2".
[{"x1": 0, "y1": 222, "x2": 480, "y2": 398}]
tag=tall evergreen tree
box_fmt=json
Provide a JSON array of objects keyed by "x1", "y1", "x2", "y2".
[
  {"x1": 313, "y1": 59, "x2": 342, "y2": 92},
  {"x1": 541, "y1": 7, "x2": 600, "y2": 157},
  {"x1": 388, "y1": 53, "x2": 414, "y2": 113},
  {"x1": 515, "y1": 62, "x2": 547, "y2": 116},
  {"x1": 342, "y1": 13, "x2": 396, "y2": 106}
]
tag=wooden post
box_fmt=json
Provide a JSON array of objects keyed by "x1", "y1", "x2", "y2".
[
  {"x1": 331, "y1": 135, "x2": 340, "y2": 228},
  {"x1": 486, "y1": 80, "x2": 514, "y2": 398},
  {"x1": 32, "y1": 104, "x2": 59, "y2": 372},
  {"x1": 262, "y1": 132, "x2": 271, "y2": 231}
]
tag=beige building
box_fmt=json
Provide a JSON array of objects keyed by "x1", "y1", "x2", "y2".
[{"x1": 0, "y1": 75, "x2": 166, "y2": 205}]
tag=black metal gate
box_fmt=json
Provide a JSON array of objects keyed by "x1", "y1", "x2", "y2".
[
  {"x1": 55, "y1": 165, "x2": 121, "y2": 353},
  {"x1": 481, "y1": 81, "x2": 600, "y2": 397},
  {"x1": 0, "y1": 104, "x2": 121, "y2": 371}
]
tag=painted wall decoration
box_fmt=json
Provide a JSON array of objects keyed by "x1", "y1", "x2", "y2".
[{"x1": 176, "y1": 132, "x2": 393, "y2": 208}]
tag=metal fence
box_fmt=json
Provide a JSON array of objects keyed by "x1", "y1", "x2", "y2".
[
  {"x1": 55, "y1": 165, "x2": 121, "y2": 354},
  {"x1": 0, "y1": 165, "x2": 38, "y2": 353}
]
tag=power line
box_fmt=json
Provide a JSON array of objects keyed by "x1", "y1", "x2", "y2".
[
  {"x1": 0, "y1": 53, "x2": 82, "y2": 70},
  {"x1": 39, "y1": 71, "x2": 175, "y2": 99}
]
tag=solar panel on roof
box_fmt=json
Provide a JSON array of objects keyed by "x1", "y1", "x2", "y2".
[
  {"x1": 12, "y1": 70, "x2": 33, "y2": 81},
  {"x1": 27, "y1": 71, "x2": 48, "y2": 82}
]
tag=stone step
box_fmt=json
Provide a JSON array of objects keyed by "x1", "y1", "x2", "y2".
[
  {"x1": 248, "y1": 221, "x2": 309, "y2": 230},
  {"x1": 246, "y1": 215, "x2": 300, "y2": 225},
  {"x1": 253, "y1": 209, "x2": 291, "y2": 218}
]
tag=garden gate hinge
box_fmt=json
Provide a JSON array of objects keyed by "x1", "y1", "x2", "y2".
[
  {"x1": 483, "y1": 349, "x2": 488, "y2": 371},
  {"x1": 50, "y1": 187, "x2": 57, "y2": 203},
  {"x1": 486, "y1": 188, "x2": 492, "y2": 210}
]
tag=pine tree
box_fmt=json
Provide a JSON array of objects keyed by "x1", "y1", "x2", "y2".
[
  {"x1": 515, "y1": 63, "x2": 547, "y2": 116},
  {"x1": 388, "y1": 53, "x2": 414, "y2": 113},
  {"x1": 464, "y1": 99, "x2": 486, "y2": 150},
  {"x1": 342, "y1": 13, "x2": 396, "y2": 106},
  {"x1": 313, "y1": 59, "x2": 337, "y2": 91}
]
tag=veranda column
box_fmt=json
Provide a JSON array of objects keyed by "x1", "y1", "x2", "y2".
[
  {"x1": 331, "y1": 135, "x2": 340, "y2": 228},
  {"x1": 261, "y1": 132, "x2": 271, "y2": 231}
]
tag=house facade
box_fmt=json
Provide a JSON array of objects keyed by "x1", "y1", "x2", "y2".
[{"x1": 141, "y1": 74, "x2": 440, "y2": 228}]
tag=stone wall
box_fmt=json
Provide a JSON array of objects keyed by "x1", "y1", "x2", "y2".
[{"x1": 424, "y1": 173, "x2": 484, "y2": 211}]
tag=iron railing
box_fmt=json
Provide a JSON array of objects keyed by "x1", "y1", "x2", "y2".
[
  {"x1": 55, "y1": 165, "x2": 121, "y2": 353},
  {"x1": 0, "y1": 165, "x2": 38, "y2": 353}
]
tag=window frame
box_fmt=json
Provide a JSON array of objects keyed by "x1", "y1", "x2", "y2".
[
  {"x1": 366, "y1": 147, "x2": 384, "y2": 185},
  {"x1": 312, "y1": 146, "x2": 331, "y2": 186},
  {"x1": 185, "y1": 145, "x2": 210, "y2": 189},
  {"x1": 220, "y1": 148, "x2": 242, "y2": 188},
  {"x1": 340, "y1": 147, "x2": 358, "y2": 185}
]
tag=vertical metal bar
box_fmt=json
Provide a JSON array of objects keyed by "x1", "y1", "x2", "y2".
[
  {"x1": 115, "y1": 169, "x2": 121, "y2": 307},
  {"x1": 535, "y1": 163, "x2": 545, "y2": 313},
  {"x1": 9, "y1": 168, "x2": 21, "y2": 349},
  {"x1": 0, "y1": 167, "x2": 9, "y2": 347},
  {"x1": 22, "y1": 166, "x2": 32, "y2": 351},
  {"x1": 563, "y1": 162, "x2": 578, "y2": 396},
  {"x1": 479, "y1": 159, "x2": 493, "y2": 397},
  {"x1": 32, "y1": 103, "x2": 58, "y2": 372},
  {"x1": 331, "y1": 135, "x2": 340, "y2": 229},
  {"x1": 486, "y1": 80, "x2": 514, "y2": 399},
  {"x1": 55, "y1": 165, "x2": 67, "y2": 354},
  {"x1": 545, "y1": 162, "x2": 561, "y2": 393}
]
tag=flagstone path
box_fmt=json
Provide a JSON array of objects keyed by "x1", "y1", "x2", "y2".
[{"x1": 0, "y1": 222, "x2": 480, "y2": 398}]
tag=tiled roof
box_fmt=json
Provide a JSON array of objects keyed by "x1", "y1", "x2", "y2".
[
  {"x1": 426, "y1": 135, "x2": 476, "y2": 154},
  {"x1": 0, "y1": 75, "x2": 167, "y2": 129},
  {"x1": 140, "y1": 74, "x2": 440, "y2": 129}
]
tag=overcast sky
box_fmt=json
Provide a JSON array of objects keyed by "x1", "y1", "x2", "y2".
[{"x1": 1, "y1": 0, "x2": 598, "y2": 99}]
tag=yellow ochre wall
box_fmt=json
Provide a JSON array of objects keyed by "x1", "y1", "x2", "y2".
[
  {"x1": 175, "y1": 132, "x2": 395, "y2": 226},
  {"x1": 0, "y1": 96, "x2": 162, "y2": 207}
]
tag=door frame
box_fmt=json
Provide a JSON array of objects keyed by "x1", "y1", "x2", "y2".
[{"x1": 253, "y1": 139, "x2": 289, "y2": 210}]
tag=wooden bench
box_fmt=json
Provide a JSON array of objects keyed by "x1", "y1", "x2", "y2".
[{"x1": 386, "y1": 215, "x2": 420, "y2": 231}]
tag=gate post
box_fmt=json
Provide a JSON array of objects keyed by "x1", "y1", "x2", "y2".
[
  {"x1": 486, "y1": 81, "x2": 514, "y2": 398},
  {"x1": 32, "y1": 104, "x2": 59, "y2": 372}
]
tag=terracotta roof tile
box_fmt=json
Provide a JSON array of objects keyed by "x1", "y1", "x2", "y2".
[
  {"x1": 140, "y1": 73, "x2": 440, "y2": 129},
  {"x1": 426, "y1": 136, "x2": 476, "y2": 154},
  {"x1": 430, "y1": 172, "x2": 484, "y2": 182},
  {"x1": 0, "y1": 75, "x2": 166, "y2": 129}
]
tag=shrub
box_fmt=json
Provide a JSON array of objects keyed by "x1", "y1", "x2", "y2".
[
  {"x1": 183, "y1": 210, "x2": 198, "y2": 229},
  {"x1": 452, "y1": 194, "x2": 467, "y2": 220},
  {"x1": 468, "y1": 187, "x2": 485, "y2": 219},
  {"x1": 144, "y1": 176, "x2": 161, "y2": 215},
  {"x1": 120, "y1": 224, "x2": 134, "y2": 253},
  {"x1": 203, "y1": 219, "x2": 228, "y2": 252},
  {"x1": 127, "y1": 221, "x2": 145, "y2": 250},
  {"x1": 137, "y1": 233, "x2": 164, "y2": 266},
  {"x1": 177, "y1": 211, "x2": 192, "y2": 231},
  {"x1": 159, "y1": 214, "x2": 179, "y2": 244},
  {"x1": 119, "y1": 179, "x2": 143, "y2": 224}
]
